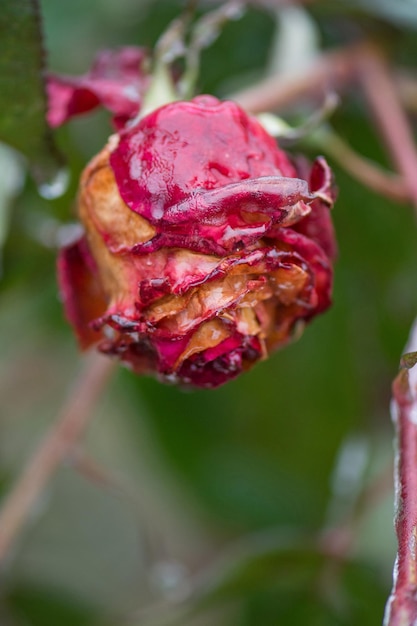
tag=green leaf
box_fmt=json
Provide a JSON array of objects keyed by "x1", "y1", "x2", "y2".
[{"x1": 0, "y1": 0, "x2": 66, "y2": 195}]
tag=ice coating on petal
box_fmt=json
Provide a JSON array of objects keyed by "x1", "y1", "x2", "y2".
[
  {"x1": 130, "y1": 177, "x2": 312, "y2": 255},
  {"x1": 58, "y1": 96, "x2": 337, "y2": 388},
  {"x1": 110, "y1": 96, "x2": 297, "y2": 212},
  {"x1": 47, "y1": 47, "x2": 149, "y2": 129},
  {"x1": 109, "y1": 96, "x2": 319, "y2": 254}
]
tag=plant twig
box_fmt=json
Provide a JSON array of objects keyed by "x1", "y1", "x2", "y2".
[
  {"x1": 232, "y1": 41, "x2": 417, "y2": 205},
  {"x1": 396, "y1": 71, "x2": 417, "y2": 115},
  {"x1": 0, "y1": 351, "x2": 115, "y2": 566},
  {"x1": 312, "y1": 129, "x2": 410, "y2": 203},
  {"x1": 384, "y1": 323, "x2": 417, "y2": 625},
  {"x1": 232, "y1": 44, "x2": 360, "y2": 114},
  {"x1": 357, "y1": 45, "x2": 417, "y2": 209}
]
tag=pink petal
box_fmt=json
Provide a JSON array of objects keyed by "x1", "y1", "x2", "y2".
[
  {"x1": 57, "y1": 237, "x2": 107, "y2": 348},
  {"x1": 110, "y1": 96, "x2": 297, "y2": 220},
  {"x1": 47, "y1": 47, "x2": 149, "y2": 129},
  {"x1": 292, "y1": 156, "x2": 338, "y2": 259}
]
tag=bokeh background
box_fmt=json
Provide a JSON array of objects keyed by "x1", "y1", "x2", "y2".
[{"x1": 2, "y1": 0, "x2": 417, "y2": 624}]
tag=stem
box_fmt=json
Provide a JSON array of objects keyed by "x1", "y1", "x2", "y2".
[
  {"x1": 0, "y1": 351, "x2": 115, "y2": 566},
  {"x1": 233, "y1": 42, "x2": 415, "y2": 205},
  {"x1": 357, "y1": 45, "x2": 417, "y2": 209},
  {"x1": 232, "y1": 44, "x2": 359, "y2": 114},
  {"x1": 397, "y1": 72, "x2": 417, "y2": 115},
  {"x1": 313, "y1": 129, "x2": 409, "y2": 204},
  {"x1": 384, "y1": 323, "x2": 417, "y2": 625}
]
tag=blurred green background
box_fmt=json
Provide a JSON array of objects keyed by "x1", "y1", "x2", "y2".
[{"x1": 2, "y1": 0, "x2": 417, "y2": 624}]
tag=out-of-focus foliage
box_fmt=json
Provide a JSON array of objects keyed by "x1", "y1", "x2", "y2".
[
  {"x1": 0, "y1": 0, "x2": 64, "y2": 191},
  {"x1": 1, "y1": 0, "x2": 417, "y2": 624}
]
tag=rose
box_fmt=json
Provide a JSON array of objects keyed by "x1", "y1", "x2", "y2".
[{"x1": 58, "y1": 95, "x2": 336, "y2": 388}]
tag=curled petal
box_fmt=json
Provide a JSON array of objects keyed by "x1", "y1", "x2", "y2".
[
  {"x1": 132, "y1": 177, "x2": 312, "y2": 255},
  {"x1": 310, "y1": 156, "x2": 336, "y2": 207},
  {"x1": 292, "y1": 156, "x2": 338, "y2": 259},
  {"x1": 85, "y1": 237, "x2": 329, "y2": 387},
  {"x1": 271, "y1": 228, "x2": 333, "y2": 315}
]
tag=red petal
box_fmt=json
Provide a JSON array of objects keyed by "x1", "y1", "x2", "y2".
[
  {"x1": 47, "y1": 47, "x2": 149, "y2": 129},
  {"x1": 57, "y1": 237, "x2": 107, "y2": 348},
  {"x1": 292, "y1": 156, "x2": 338, "y2": 260},
  {"x1": 110, "y1": 96, "x2": 297, "y2": 217},
  {"x1": 272, "y1": 228, "x2": 333, "y2": 314},
  {"x1": 129, "y1": 177, "x2": 312, "y2": 255}
]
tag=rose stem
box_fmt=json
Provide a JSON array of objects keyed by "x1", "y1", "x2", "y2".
[
  {"x1": 233, "y1": 44, "x2": 360, "y2": 114},
  {"x1": 234, "y1": 43, "x2": 411, "y2": 204},
  {"x1": 357, "y1": 44, "x2": 417, "y2": 209},
  {"x1": 396, "y1": 72, "x2": 417, "y2": 115},
  {"x1": 0, "y1": 351, "x2": 115, "y2": 566},
  {"x1": 312, "y1": 130, "x2": 409, "y2": 203},
  {"x1": 384, "y1": 323, "x2": 417, "y2": 625}
]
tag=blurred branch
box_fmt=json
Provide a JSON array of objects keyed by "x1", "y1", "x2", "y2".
[
  {"x1": 232, "y1": 43, "x2": 360, "y2": 113},
  {"x1": 0, "y1": 351, "x2": 115, "y2": 567},
  {"x1": 234, "y1": 41, "x2": 415, "y2": 119},
  {"x1": 179, "y1": 0, "x2": 245, "y2": 98},
  {"x1": 384, "y1": 323, "x2": 417, "y2": 625},
  {"x1": 68, "y1": 447, "x2": 148, "y2": 519},
  {"x1": 233, "y1": 42, "x2": 416, "y2": 204},
  {"x1": 312, "y1": 129, "x2": 410, "y2": 203},
  {"x1": 358, "y1": 45, "x2": 417, "y2": 210},
  {"x1": 397, "y1": 71, "x2": 417, "y2": 115}
]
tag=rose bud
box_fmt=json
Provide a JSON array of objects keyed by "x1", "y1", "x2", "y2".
[{"x1": 58, "y1": 95, "x2": 336, "y2": 388}]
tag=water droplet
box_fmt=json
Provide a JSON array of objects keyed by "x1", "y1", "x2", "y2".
[{"x1": 38, "y1": 167, "x2": 70, "y2": 199}]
